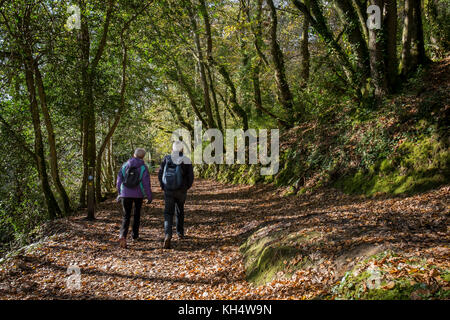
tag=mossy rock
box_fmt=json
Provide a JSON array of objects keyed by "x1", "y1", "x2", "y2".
[
  {"x1": 331, "y1": 251, "x2": 450, "y2": 300},
  {"x1": 240, "y1": 228, "x2": 320, "y2": 285}
]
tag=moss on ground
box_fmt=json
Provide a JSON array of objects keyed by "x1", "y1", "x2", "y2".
[
  {"x1": 334, "y1": 134, "x2": 449, "y2": 196},
  {"x1": 240, "y1": 228, "x2": 320, "y2": 285},
  {"x1": 331, "y1": 251, "x2": 450, "y2": 300},
  {"x1": 197, "y1": 163, "x2": 263, "y2": 186}
]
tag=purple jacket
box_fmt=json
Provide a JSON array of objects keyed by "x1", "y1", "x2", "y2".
[{"x1": 117, "y1": 157, "x2": 152, "y2": 199}]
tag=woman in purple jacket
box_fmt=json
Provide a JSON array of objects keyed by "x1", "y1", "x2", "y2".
[{"x1": 117, "y1": 148, "x2": 152, "y2": 248}]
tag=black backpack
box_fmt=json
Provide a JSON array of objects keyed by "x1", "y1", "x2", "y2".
[
  {"x1": 162, "y1": 157, "x2": 183, "y2": 191},
  {"x1": 121, "y1": 163, "x2": 146, "y2": 189}
]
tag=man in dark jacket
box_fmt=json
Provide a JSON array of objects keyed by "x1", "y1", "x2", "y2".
[
  {"x1": 117, "y1": 148, "x2": 152, "y2": 249},
  {"x1": 158, "y1": 141, "x2": 194, "y2": 249}
]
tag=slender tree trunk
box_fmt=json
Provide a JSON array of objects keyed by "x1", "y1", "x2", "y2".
[
  {"x1": 78, "y1": 0, "x2": 113, "y2": 219},
  {"x1": 368, "y1": 0, "x2": 387, "y2": 98},
  {"x1": 401, "y1": 0, "x2": 414, "y2": 76},
  {"x1": 384, "y1": 0, "x2": 398, "y2": 92},
  {"x1": 293, "y1": 0, "x2": 356, "y2": 88},
  {"x1": 19, "y1": 10, "x2": 61, "y2": 219},
  {"x1": 187, "y1": 3, "x2": 215, "y2": 129},
  {"x1": 352, "y1": 0, "x2": 369, "y2": 41},
  {"x1": 168, "y1": 99, "x2": 194, "y2": 132},
  {"x1": 217, "y1": 64, "x2": 249, "y2": 131},
  {"x1": 174, "y1": 61, "x2": 208, "y2": 128},
  {"x1": 24, "y1": 57, "x2": 61, "y2": 219},
  {"x1": 250, "y1": 0, "x2": 265, "y2": 117},
  {"x1": 95, "y1": 34, "x2": 128, "y2": 202},
  {"x1": 239, "y1": 0, "x2": 289, "y2": 126},
  {"x1": 411, "y1": 0, "x2": 427, "y2": 66},
  {"x1": 254, "y1": 0, "x2": 269, "y2": 66},
  {"x1": 300, "y1": 0, "x2": 310, "y2": 86},
  {"x1": 79, "y1": 117, "x2": 88, "y2": 208},
  {"x1": 33, "y1": 62, "x2": 72, "y2": 214},
  {"x1": 198, "y1": 0, "x2": 248, "y2": 130},
  {"x1": 206, "y1": 65, "x2": 223, "y2": 132},
  {"x1": 251, "y1": 61, "x2": 263, "y2": 117},
  {"x1": 107, "y1": 137, "x2": 115, "y2": 192},
  {"x1": 335, "y1": 0, "x2": 370, "y2": 86},
  {"x1": 267, "y1": 0, "x2": 299, "y2": 120},
  {"x1": 79, "y1": 1, "x2": 91, "y2": 209}
]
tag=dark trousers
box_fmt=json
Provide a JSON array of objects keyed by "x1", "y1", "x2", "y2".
[
  {"x1": 120, "y1": 198, "x2": 143, "y2": 239},
  {"x1": 163, "y1": 189, "x2": 187, "y2": 237}
]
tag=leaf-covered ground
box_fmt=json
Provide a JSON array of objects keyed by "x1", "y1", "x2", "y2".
[{"x1": 0, "y1": 176, "x2": 448, "y2": 299}]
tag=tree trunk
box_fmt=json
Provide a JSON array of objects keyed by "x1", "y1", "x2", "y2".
[
  {"x1": 168, "y1": 99, "x2": 194, "y2": 132},
  {"x1": 300, "y1": 0, "x2": 311, "y2": 86},
  {"x1": 187, "y1": 3, "x2": 216, "y2": 129},
  {"x1": 79, "y1": 117, "x2": 88, "y2": 208},
  {"x1": 19, "y1": 10, "x2": 61, "y2": 219},
  {"x1": 217, "y1": 65, "x2": 249, "y2": 131},
  {"x1": 267, "y1": 0, "x2": 298, "y2": 120},
  {"x1": 352, "y1": 0, "x2": 369, "y2": 41},
  {"x1": 411, "y1": 0, "x2": 427, "y2": 66},
  {"x1": 24, "y1": 57, "x2": 61, "y2": 219},
  {"x1": 383, "y1": 0, "x2": 398, "y2": 92},
  {"x1": 78, "y1": 0, "x2": 113, "y2": 219},
  {"x1": 368, "y1": 0, "x2": 387, "y2": 98},
  {"x1": 95, "y1": 37, "x2": 128, "y2": 202},
  {"x1": 33, "y1": 62, "x2": 72, "y2": 214},
  {"x1": 293, "y1": 0, "x2": 356, "y2": 88},
  {"x1": 206, "y1": 65, "x2": 223, "y2": 131},
  {"x1": 335, "y1": 0, "x2": 370, "y2": 86},
  {"x1": 173, "y1": 61, "x2": 209, "y2": 128},
  {"x1": 401, "y1": 0, "x2": 414, "y2": 76},
  {"x1": 198, "y1": 0, "x2": 248, "y2": 130}
]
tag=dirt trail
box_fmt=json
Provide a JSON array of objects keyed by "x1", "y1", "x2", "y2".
[{"x1": 0, "y1": 176, "x2": 448, "y2": 299}]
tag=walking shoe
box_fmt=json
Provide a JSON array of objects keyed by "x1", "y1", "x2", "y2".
[
  {"x1": 119, "y1": 237, "x2": 127, "y2": 249},
  {"x1": 177, "y1": 233, "x2": 184, "y2": 240},
  {"x1": 163, "y1": 236, "x2": 171, "y2": 249}
]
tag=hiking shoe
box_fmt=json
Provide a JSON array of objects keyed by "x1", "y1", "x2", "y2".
[
  {"x1": 119, "y1": 237, "x2": 127, "y2": 249},
  {"x1": 163, "y1": 236, "x2": 171, "y2": 249},
  {"x1": 177, "y1": 233, "x2": 184, "y2": 240}
]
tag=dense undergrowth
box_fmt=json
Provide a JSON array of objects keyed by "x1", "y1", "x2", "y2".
[{"x1": 196, "y1": 59, "x2": 450, "y2": 198}]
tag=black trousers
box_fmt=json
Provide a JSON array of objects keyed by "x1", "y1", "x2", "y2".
[
  {"x1": 163, "y1": 189, "x2": 187, "y2": 237},
  {"x1": 120, "y1": 197, "x2": 143, "y2": 239}
]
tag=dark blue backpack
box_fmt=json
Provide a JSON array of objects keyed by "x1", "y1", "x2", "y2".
[{"x1": 162, "y1": 157, "x2": 183, "y2": 190}]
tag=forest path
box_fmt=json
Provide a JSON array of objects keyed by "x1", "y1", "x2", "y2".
[{"x1": 0, "y1": 176, "x2": 449, "y2": 299}]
